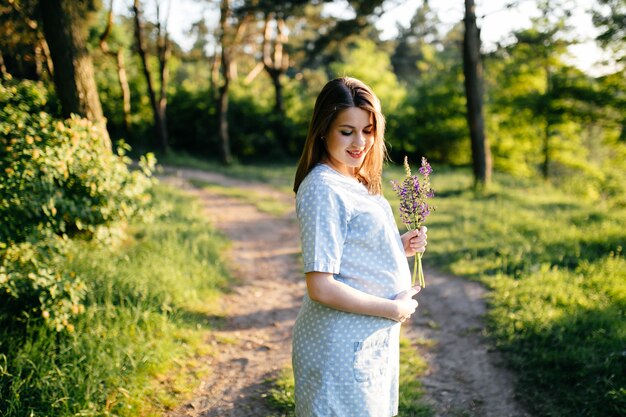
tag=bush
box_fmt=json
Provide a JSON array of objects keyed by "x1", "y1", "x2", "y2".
[
  {"x1": 0, "y1": 77, "x2": 156, "y2": 331},
  {"x1": 0, "y1": 239, "x2": 86, "y2": 332}
]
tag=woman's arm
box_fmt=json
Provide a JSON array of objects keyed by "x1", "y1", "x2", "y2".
[{"x1": 306, "y1": 272, "x2": 420, "y2": 322}]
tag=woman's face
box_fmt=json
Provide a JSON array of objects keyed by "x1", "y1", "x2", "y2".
[{"x1": 323, "y1": 107, "x2": 374, "y2": 178}]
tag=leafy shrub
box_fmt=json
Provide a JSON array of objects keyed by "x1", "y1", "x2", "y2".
[
  {"x1": 0, "y1": 239, "x2": 86, "y2": 332},
  {"x1": 0, "y1": 77, "x2": 156, "y2": 331},
  {"x1": 0, "y1": 79, "x2": 156, "y2": 243}
]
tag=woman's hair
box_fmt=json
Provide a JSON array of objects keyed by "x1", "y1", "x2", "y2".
[{"x1": 293, "y1": 77, "x2": 387, "y2": 195}]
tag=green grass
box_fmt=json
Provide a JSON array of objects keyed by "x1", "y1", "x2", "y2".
[
  {"x1": 159, "y1": 151, "x2": 296, "y2": 193},
  {"x1": 398, "y1": 335, "x2": 433, "y2": 416},
  {"x1": 0, "y1": 184, "x2": 230, "y2": 416},
  {"x1": 264, "y1": 335, "x2": 433, "y2": 416},
  {"x1": 383, "y1": 164, "x2": 625, "y2": 417},
  {"x1": 188, "y1": 179, "x2": 293, "y2": 217},
  {"x1": 264, "y1": 367, "x2": 296, "y2": 417}
]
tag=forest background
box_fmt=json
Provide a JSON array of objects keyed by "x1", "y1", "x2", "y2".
[
  {"x1": 3, "y1": 0, "x2": 624, "y2": 190},
  {"x1": 0, "y1": 0, "x2": 625, "y2": 416}
]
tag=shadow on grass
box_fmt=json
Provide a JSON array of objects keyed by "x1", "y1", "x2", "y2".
[{"x1": 498, "y1": 303, "x2": 626, "y2": 417}]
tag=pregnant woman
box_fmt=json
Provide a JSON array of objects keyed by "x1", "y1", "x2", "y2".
[{"x1": 292, "y1": 77, "x2": 428, "y2": 416}]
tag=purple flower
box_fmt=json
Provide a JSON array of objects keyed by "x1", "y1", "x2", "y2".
[
  {"x1": 419, "y1": 157, "x2": 433, "y2": 176},
  {"x1": 391, "y1": 156, "x2": 436, "y2": 287}
]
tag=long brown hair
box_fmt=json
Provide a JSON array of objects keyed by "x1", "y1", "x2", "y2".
[{"x1": 293, "y1": 77, "x2": 387, "y2": 195}]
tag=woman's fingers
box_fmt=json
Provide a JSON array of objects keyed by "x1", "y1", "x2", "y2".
[{"x1": 410, "y1": 233, "x2": 427, "y2": 251}]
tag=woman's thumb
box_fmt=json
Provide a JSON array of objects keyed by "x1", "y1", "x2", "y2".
[{"x1": 397, "y1": 285, "x2": 421, "y2": 299}]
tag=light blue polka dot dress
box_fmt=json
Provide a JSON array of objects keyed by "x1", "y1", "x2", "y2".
[{"x1": 293, "y1": 164, "x2": 412, "y2": 417}]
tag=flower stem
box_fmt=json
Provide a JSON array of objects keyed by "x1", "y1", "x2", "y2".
[
  {"x1": 417, "y1": 252, "x2": 425, "y2": 287},
  {"x1": 412, "y1": 254, "x2": 418, "y2": 286}
]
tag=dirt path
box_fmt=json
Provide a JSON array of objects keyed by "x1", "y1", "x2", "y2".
[
  {"x1": 162, "y1": 166, "x2": 530, "y2": 417},
  {"x1": 405, "y1": 270, "x2": 530, "y2": 417}
]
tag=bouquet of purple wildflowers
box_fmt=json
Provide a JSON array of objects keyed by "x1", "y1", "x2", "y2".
[{"x1": 391, "y1": 156, "x2": 435, "y2": 287}]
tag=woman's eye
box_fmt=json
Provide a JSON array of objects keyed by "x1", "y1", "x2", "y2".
[
  {"x1": 363, "y1": 130, "x2": 373, "y2": 135},
  {"x1": 340, "y1": 130, "x2": 352, "y2": 136}
]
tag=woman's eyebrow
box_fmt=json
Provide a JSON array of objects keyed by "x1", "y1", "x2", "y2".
[{"x1": 338, "y1": 124, "x2": 373, "y2": 129}]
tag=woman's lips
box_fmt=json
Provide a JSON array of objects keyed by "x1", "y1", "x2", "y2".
[{"x1": 347, "y1": 150, "x2": 364, "y2": 159}]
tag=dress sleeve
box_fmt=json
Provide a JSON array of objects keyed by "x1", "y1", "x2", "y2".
[{"x1": 296, "y1": 181, "x2": 350, "y2": 274}]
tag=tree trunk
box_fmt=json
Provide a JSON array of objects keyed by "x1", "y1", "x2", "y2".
[
  {"x1": 156, "y1": 4, "x2": 170, "y2": 153},
  {"x1": 217, "y1": 0, "x2": 233, "y2": 164},
  {"x1": 271, "y1": 70, "x2": 284, "y2": 116},
  {"x1": 40, "y1": 38, "x2": 54, "y2": 78},
  {"x1": 541, "y1": 59, "x2": 553, "y2": 179},
  {"x1": 34, "y1": 44, "x2": 43, "y2": 78},
  {"x1": 40, "y1": 0, "x2": 110, "y2": 149},
  {"x1": 0, "y1": 50, "x2": 8, "y2": 77},
  {"x1": 132, "y1": 0, "x2": 169, "y2": 153},
  {"x1": 269, "y1": 68, "x2": 287, "y2": 152},
  {"x1": 462, "y1": 0, "x2": 492, "y2": 187},
  {"x1": 217, "y1": 67, "x2": 232, "y2": 164},
  {"x1": 210, "y1": 45, "x2": 221, "y2": 101},
  {"x1": 262, "y1": 15, "x2": 289, "y2": 155},
  {"x1": 100, "y1": 0, "x2": 132, "y2": 134},
  {"x1": 116, "y1": 51, "x2": 132, "y2": 133}
]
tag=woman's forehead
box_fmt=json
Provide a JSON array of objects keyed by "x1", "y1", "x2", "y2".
[{"x1": 332, "y1": 107, "x2": 373, "y2": 127}]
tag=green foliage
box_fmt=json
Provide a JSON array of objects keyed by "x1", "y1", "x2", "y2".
[
  {"x1": 0, "y1": 239, "x2": 86, "y2": 332},
  {"x1": 330, "y1": 38, "x2": 406, "y2": 115},
  {"x1": 0, "y1": 77, "x2": 155, "y2": 332},
  {"x1": 394, "y1": 25, "x2": 470, "y2": 165},
  {"x1": 165, "y1": 85, "x2": 216, "y2": 155},
  {"x1": 229, "y1": 78, "x2": 292, "y2": 159},
  {"x1": 485, "y1": 26, "x2": 626, "y2": 197},
  {"x1": 265, "y1": 368, "x2": 296, "y2": 417},
  {"x1": 0, "y1": 185, "x2": 229, "y2": 416},
  {"x1": 384, "y1": 164, "x2": 626, "y2": 417},
  {"x1": 0, "y1": 78, "x2": 155, "y2": 243}
]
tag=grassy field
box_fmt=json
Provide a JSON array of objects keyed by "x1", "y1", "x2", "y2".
[
  {"x1": 0, "y1": 185, "x2": 230, "y2": 416},
  {"x1": 384, "y1": 164, "x2": 626, "y2": 417},
  {"x1": 180, "y1": 157, "x2": 625, "y2": 417}
]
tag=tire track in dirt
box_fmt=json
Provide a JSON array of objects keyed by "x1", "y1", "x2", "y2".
[{"x1": 161, "y1": 166, "x2": 530, "y2": 417}]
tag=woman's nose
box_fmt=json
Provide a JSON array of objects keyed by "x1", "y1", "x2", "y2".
[{"x1": 354, "y1": 133, "x2": 366, "y2": 146}]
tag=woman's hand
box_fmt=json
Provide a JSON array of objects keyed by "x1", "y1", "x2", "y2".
[
  {"x1": 392, "y1": 285, "x2": 421, "y2": 323},
  {"x1": 401, "y1": 226, "x2": 428, "y2": 257}
]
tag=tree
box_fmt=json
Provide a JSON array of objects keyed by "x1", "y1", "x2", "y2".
[
  {"x1": 301, "y1": 0, "x2": 386, "y2": 66},
  {"x1": 398, "y1": 23, "x2": 470, "y2": 165},
  {"x1": 329, "y1": 38, "x2": 405, "y2": 122},
  {"x1": 39, "y1": 0, "x2": 111, "y2": 148},
  {"x1": 132, "y1": 0, "x2": 170, "y2": 153},
  {"x1": 462, "y1": 0, "x2": 492, "y2": 187},
  {"x1": 483, "y1": 0, "x2": 623, "y2": 186},
  {"x1": 592, "y1": 0, "x2": 626, "y2": 63},
  {"x1": 99, "y1": 0, "x2": 131, "y2": 134},
  {"x1": 1, "y1": 0, "x2": 53, "y2": 80},
  {"x1": 261, "y1": 13, "x2": 290, "y2": 154},
  {"x1": 214, "y1": 0, "x2": 251, "y2": 164},
  {"x1": 216, "y1": 0, "x2": 233, "y2": 164},
  {"x1": 592, "y1": 0, "x2": 626, "y2": 141},
  {"x1": 391, "y1": 0, "x2": 440, "y2": 84}
]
